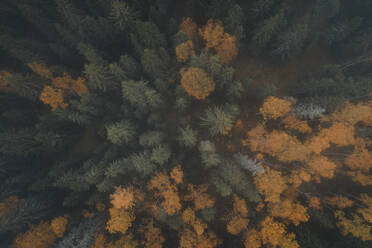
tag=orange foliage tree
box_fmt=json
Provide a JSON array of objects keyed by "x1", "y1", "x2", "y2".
[
  {"x1": 335, "y1": 210, "x2": 372, "y2": 241},
  {"x1": 182, "y1": 208, "x2": 207, "y2": 236},
  {"x1": 147, "y1": 169, "x2": 182, "y2": 215},
  {"x1": 198, "y1": 19, "x2": 238, "y2": 63},
  {"x1": 110, "y1": 186, "x2": 136, "y2": 210},
  {"x1": 184, "y1": 184, "x2": 215, "y2": 211},
  {"x1": 0, "y1": 196, "x2": 23, "y2": 219},
  {"x1": 180, "y1": 17, "x2": 197, "y2": 39},
  {"x1": 180, "y1": 67, "x2": 215, "y2": 100},
  {"x1": 11, "y1": 217, "x2": 67, "y2": 248},
  {"x1": 170, "y1": 164, "x2": 184, "y2": 184},
  {"x1": 260, "y1": 217, "x2": 299, "y2": 248},
  {"x1": 269, "y1": 199, "x2": 309, "y2": 226},
  {"x1": 325, "y1": 196, "x2": 353, "y2": 209},
  {"x1": 39, "y1": 86, "x2": 68, "y2": 110},
  {"x1": 243, "y1": 229, "x2": 261, "y2": 248},
  {"x1": 0, "y1": 70, "x2": 11, "y2": 88},
  {"x1": 176, "y1": 40, "x2": 195, "y2": 62},
  {"x1": 139, "y1": 219, "x2": 165, "y2": 248},
  {"x1": 179, "y1": 228, "x2": 221, "y2": 248},
  {"x1": 254, "y1": 167, "x2": 288, "y2": 203},
  {"x1": 226, "y1": 195, "x2": 249, "y2": 235},
  {"x1": 106, "y1": 207, "x2": 135, "y2": 234},
  {"x1": 259, "y1": 96, "x2": 293, "y2": 121}
]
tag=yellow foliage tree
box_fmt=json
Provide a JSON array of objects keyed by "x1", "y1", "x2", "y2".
[
  {"x1": 198, "y1": 19, "x2": 225, "y2": 51},
  {"x1": 357, "y1": 194, "x2": 372, "y2": 223},
  {"x1": 176, "y1": 40, "x2": 195, "y2": 62},
  {"x1": 28, "y1": 62, "x2": 53, "y2": 79},
  {"x1": 40, "y1": 85, "x2": 68, "y2": 110},
  {"x1": 243, "y1": 229, "x2": 261, "y2": 248},
  {"x1": 215, "y1": 33, "x2": 238, "y2": 64},
  {"x1": 325, "y1": 196, "x2": 353, "y2": 209},
  {"x1": 180, "y1": 67, "x2": 215, "y2": 100},
  {"x1": 50, "y1": 216, "x2": 68, "y2": 238},
  {"x1": 307, "y1": 155, "x2": 337, "y2": 179},
  {"x1": 269, "y1": 199, "x2": 309, "y2": 226},
  {"x1": 259, "y1": 96, "x2": 293, "y2": 121},
  {"x1": 0, "y1": 196, "x2": 23, "y2": 219},
  {"x1": 11, "y1": 221, "x2": 57, "y2": 248},
  {"x1": 260, "y1": 217, "x2": 299, "y2": 248},
  {"x1": 0, "y1": 70, "x2": 12, "y2": 87},
  {"x1": 308, "y1": 197, "x2": 321, "y2": 210},
  {"x1": 180, "y1": 17, "x2": 197, "y2": 39},
  {"x1": 335, "y1": 210, "x2": 372, "y2": 241},
  {"x1": 179, "y1": 228, "x2": 221, "y2": 248},
  {"x1": 148, "y1": 171, "x2": 182, "y2": 215},
  {"x1": 140, "y1": 219, "x2": 165, "y2": 248},
  {"x1": 182, "y1": 208, "x2": 207, "y2": 236},
  {"x1": 110, "y1": 186, "x2": 136, "y2": 210},
  {"x1": 170, "y1": 164, "x2": 184, "y2": 184},
  {"x1": 184, "y1": 184, "x2": 215, "y2": 211},
  {"x1": 254, "y1": 167, "x2": 288, "y2": 203},
  {"x1": 106, "y1": 207, "x2": 135, "y2": 234},
  {"x1": 282, "y1": 114, "x2": 312, "y2": 133}
]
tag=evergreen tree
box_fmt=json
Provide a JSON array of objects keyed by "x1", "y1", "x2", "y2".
[
  {"x1": 105, "y1": 120, "x2": 135, "y2": 145},
  {"x1": 200, "y1": 104, "x2": 239, "y2": 136}
]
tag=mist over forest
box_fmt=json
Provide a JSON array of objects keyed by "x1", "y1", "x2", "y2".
[{"x1": 0, "y1": 0, "x2": 371, "y2": 247}]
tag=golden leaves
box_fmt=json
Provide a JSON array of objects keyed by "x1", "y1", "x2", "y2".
[
  {"x1": 259, "y1": 96, "x2": 293, "y2": 121},
  {"x1": 184, "y1": 184, "x2": 215, "y2": 211},
  {"x1": 269, "y1": 199, "x2": 309, "y2": 226},
  {"x1": 226, "y1": 195, "x2": 249, "y2": 235},
  {"x1": 148, "y1": 169, "x2": 182, "y2": 215},
  {"x1": 260, "y1": 217, "x2": 299, "y2": 248},
  {"x1": 140, "y1": 219, "x2": 165, "y2": 248},
  {"x1": 106, "y1": 207, "x2": 135, "y2": 234},
  {"x1": 170, "y1": 165, "x2": 184, "y2": 184},
  {"x1": 176, "y1": 40, "x2": 195, "y2": 62},
  {"x1": 12, "y1": 221, "x2": 57, "y2": 248},
  {"x1": 307, "y1": 155, "x2": 337, "y2": 179},
  {"x1": 325, "y1": 196, "x2": 353, "y2": 209},
  {"x1": 254, "y1": 167, "x2": 288, "y2": 203},
  {"x1": 0, "y1": 196, "x2": 23, "y2": 219},
  {"x1": 335, "y1": 210, "x2": 372, "y2": 241},
  {"x1": 39, "y1": 85, "x2": 68, "y2": 110},
  {"x1": 180, "y1": 67, "x2": 215, "y2": 100},
  {"x1": 0, "y1": 70, "x2": 11, "y2": 87},
  {"x1": 180, "y1": 17, "x2": 197, "y2": 39},
  {"x1": 110, "y1": 186, "x2": 136, "y2": 210},
  {"x1": 50, "y1": 216, "x2": 68, "y2": 238}
]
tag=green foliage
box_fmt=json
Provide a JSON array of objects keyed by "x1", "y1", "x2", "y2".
[
  {"x1": 313, "y1": 0, "x2": 341, "y2": 22},
  {"x1": 141, "y1": 49, "x2": 167, "y2": 79},
  {"x1": 151, "y1": 145, "x2": 171, "y2": 165},
  {"x1": 110, "y1": 0, "x2": 137, "y2": 31},
  {"x1": 272, "y1": 21, "x2": 309, "y2": 61},
  {"x1": 139, "y1": 130, "x2": 165, "y2": 147},
  {"x1": 122, "y1": 80, "x2": 164, "y2": 110},
  {"x1": 106, "y1": 120, "x2": 135, "y2": 145},
  {"x1": 224, "y1": 4, "x2": 244, "y2": 42},
  {"x1": 129, "y1": 151, "x2": 156, "y2": 176},
  {"x1": 178, "y1": 125, "x2": 198, "y2": 148},
  {"x1": 200, "y1": 104, "x2": 239, "y2": 136}
]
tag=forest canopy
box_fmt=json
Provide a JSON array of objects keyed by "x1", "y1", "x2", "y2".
[{"x1": 0, "y1": 0, "x2": 371, "y2": 248}]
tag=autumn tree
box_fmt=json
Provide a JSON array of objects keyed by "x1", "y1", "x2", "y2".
[
  {"x1": 106, "y1": 207, "x2": 135, "y2": 234},
  {"x1": 259, "y1": 96, "x2": 293, "y2": 121},
  {"x1": 139, "y1": 219, "x2": 165, "y2": 248},
  {"x1": 176, "y1": 40, "x2": 195, "y2": 62},
  {"x1": 254, "y1": 167, "x2": 288, "y2": 203},
  {"x1": 269, "y1": 199, "x2": 309, "y2": 226},
  {"x1": 180, "y1": 67, "x2": 215, "y2": 100},
  {"x1": 180, "y1": 17, "x2": 197, "y2": 39},
  {"x1": 50, "y1": 216, "x2": 68, "y2": 238},
  {"x1": 226, "y1": 195, "x2": 249, "y2": 235},
  {"x1": 184, "y1": 184, "x2": 215, "y2": 211},
  {"x1": 110, "y1": 186, "x2": 136, "y2": 210},
  {"x1": 260, "y1": 217, "x2": 299, "y2": 248},
  {"x1": 147, "y1": 169, "x2": 182, "y2": 215},
  {"x1": 39, "y1": 85, "x2": 68, "y2": 110}
]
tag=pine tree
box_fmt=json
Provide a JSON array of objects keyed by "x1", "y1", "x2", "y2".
[{"x1": 105, "y1": 121, "x2": 135, "y2": 145}]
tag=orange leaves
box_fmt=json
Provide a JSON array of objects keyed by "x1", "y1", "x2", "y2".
[
  {"x1": 198, "y1": 19, "x2": 225, "y2": 51},
  {"x1": 259, "y1": 96, "x2": 293, "y2": 121},
  {"x1": 182, "y1": 208, "x2": 207, "y2": 236},
  {"x1": 282, "y1": 114, "x2": 312, "y2": 133},
  {"x1": 307, "y1": 155, "x2": 337, "y2": 179},
  {"x1": 198, "y1": 19, "x2": 238, "y2": 64},
  {"x1": 140, "y1": 219, "x2": 165, "y2": 248},
  {"x1": 320, "y1": 122, "x2": 355, "y2": 147},
  {"x1": 106, "y1": 207, "x2": 135, "y2": 234},
  {"x1": 260, "y1": 217, "x2": 299, "y2": 248},
  {"x1": 325, "y1": 196, "x2": 353, "y2": 209},
  {"x1": 148, "y1": 168, "x2": 182, "y2": 215},
  {"x1": 358, "y1": 194, "x2": 372, "y2": 223},
  {"x1": 0, "y1": 196, "x2": 23, "y2": 219},
  {"x1": 170, "y1": 165, "x2": 184, "y2": 184},
  {"x1": 180, "y1": 17, "x2": 197, "y2": 39},
  {"x1": 11, "y1": 217, "x2": 66, "y2": 248},
  {"x1": 179, "y1": 228, "x2": 221, "y2": 248},
  {"x1": 50, "y1": 216, "x2": 68, "y2": 238},
  {"x1": 28, "y1": 62, "x2": 53, "y2": 79},
  {"x1": 0, "y1": 70, "x2": 11, "y2": 87},
  {"x1": 40, "y1": 86, "x2": 68, "y2": 110},
  {"x1": 29, "y1": 61, "x2": 88, "y2": 110},
  {"x1": 335, "y1": 210, "x2": 372, "y2": 241},
  {"x1": 110, "y1": 186, "x2": 136, "y2": 210},
  {"x1": 176, "y1": 40, "x2": 195, "y2": 62},
  {"x1": 180, "y1": 67, "x2": 215, "y2": 100},
  {"x1": 227, "y1": 195, "x2": 249, "y2": 235},
  {"x1": 347, "y1": 171, "x2": 372, "y2": 186},
  {"x1": 269, "y1": 199, "x2": 309, "y2": 226},
  {"x1": 308, "y1": 197, "x2": 321, "y2": 210},
  {"x1": 254, "y1": 167, "x2": 288, "y2": 203},
  {"x1": 184, "y1": 184, "x2": 215, "y2": 211},
  {"x1": 323, "y1": 101, "x2": 372, "y2": 126},
  {"x1": 345, "y1": 139, "x2": 372, "y2": 172},
  {"x1": 243, "y1": 229, "x2": 261, "y2": 248}
]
